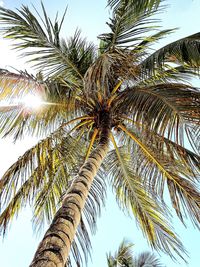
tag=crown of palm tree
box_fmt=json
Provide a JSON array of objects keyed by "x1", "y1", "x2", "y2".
[
  {"x1": 0, "y1": 1, "x2": 199, "y2": 266},
  {"x1": 107, "y1": 240, "x2": 163, "y2": 267}
]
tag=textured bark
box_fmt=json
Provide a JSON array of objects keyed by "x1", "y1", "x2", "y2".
[{"x1": 29, "y1": 128, "x2": 110, "y2": 267}]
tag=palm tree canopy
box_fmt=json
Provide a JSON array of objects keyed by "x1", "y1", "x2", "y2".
[
  {"x1": 107, "y1": 240, "x2": 164, "y2": 267},
  {"x1": 107, "y1": 240, "x2": 135, "y2": 267},
  {"x1": 0, "y1": 0, "x2": 200, "y2": 265}
]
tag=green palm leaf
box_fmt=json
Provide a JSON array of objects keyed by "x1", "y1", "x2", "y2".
[
  {"x1": 107, "y1": 239, "x2": 134, "y2": 267},
  {"x1": 106, "y1": 140, "x2": 186, "y2": 260},
  {"x1": 107, "y1": 240, "x2": 164, "y2": 267},
  {"x1": 141, "y1": 32, "x2": 200, "y2": 72},
  {"x1": 116, "y1": 83, "x2": 200, "y2": 145},
  {"x1": 133, "y1": 28, "x2": 176, "y2": 53},
  {"x1": 0, "y1": 127, "x2": 73, "y2": 218},
  {"x1": 118, "y1": 125, "x2": 200, "y2": 229},
  {"x1": 0, "y1": 69, "x2": 88, "y2": 139},
  {"x1": 0, "y1": 5, "x2": 95, "y2": 84},
  {"x1": 99, "y1": 0, "x2": 162, "y2": 49},
  {"x1": 133, "y1": 251, "x2": 163, "y2": 267},
  {"x1": 137, "y1": 65, "x2": 200, "y2": 85},
  {"x1": 107, "y1": 0, "x2": 161, "y2": 11},
  {"x1": 186, "y1": 124, "x2": 200, "y2": 153},
  {"x1": 0, "y1": 68, "x2": 44, "y2": 100}
]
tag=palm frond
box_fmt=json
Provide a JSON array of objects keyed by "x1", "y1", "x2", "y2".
[
  {"x1": 186, "y1": 124, "x2": 200, "y2": 154},
  {"x1": 27, "y1": 29, "x2": 96, "y2": 82},
  {"x1": 161, "y1": 65, "x2": 200, "y2": 81},
  {"x1": 107, "y1": 239, "x2": 134, "y2": 267},
  {"x1": 0, "y1": 69, "x2": 91, "y2": 139},
  {"x1": 141, "y1": 32, "x2": 200, "y2": 72},
  {"x1": 137, "y1": 65, "x2": 200, "y2": 86},
  {"x1": 115, "y1": 83, "x2": 200, "y2": 145},
  {"x1": 0, "y1": 5, "x2": 95, "y2": 84},
  {"x1": 63, "y1": 29, "x2": 97, "y2": 77},
  {"x1": 84, "y1": 50, "x2": 140, "y2": 98},
  {"x1": 107, "y1": 239, "x2": 164, "y2": 267},
  {"x1": 99, "y1": 0, "x2": 162, "y2": 49},
  {"x1": 122, "y1": 118, "x2": 200, "y2": 177},
  {"x1": 32, "y1": 132, "x2": 87, "y2": 231},
  {"x1": 107, "y1": 0, "x2": 161, "y2": 11},
  {"x1": 133, "y1": 251, "x2": 163, "y2": 267},
  {"x1": 133, "y1": 28, "x2": 176, "y2": 53},
  {"x1": 0, "y1": 69, "x2": 58, "y2": 139},
  {"x1": 0, "y1": 102, "x2": 67, "y2": 140},
  {"x1": 0, "y1": 117, "x2": 94, "y2": 225},
  {"x1": 118, "y1": 125, "x2": 200, "y2": 229},
  {"x1": 0, "y1": 127, "x2": 78, "y2": 231},
  {"x1": 107, "y1": 136, "x2": 186, "y2": 261},
  {"x1": 0, "y1": 68, "x2": 45, "y2": 100}
]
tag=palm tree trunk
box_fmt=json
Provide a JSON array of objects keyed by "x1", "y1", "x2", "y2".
[{"x1": 29, "y1": 128, "x2": 110, "y2": 267}]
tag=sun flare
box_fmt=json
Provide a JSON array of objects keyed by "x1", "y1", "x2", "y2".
[{"x1": 22, "y1": 94, "x2": 44, "y2": 109}]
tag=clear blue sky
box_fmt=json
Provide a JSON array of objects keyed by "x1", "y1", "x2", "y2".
[{"x1": 0, "y1": 1, "x2": 200, "y2": 267}]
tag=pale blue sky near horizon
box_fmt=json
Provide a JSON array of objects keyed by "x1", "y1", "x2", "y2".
[{"x1": 0, "y1": 1, "x2": 200, "y2": 267}]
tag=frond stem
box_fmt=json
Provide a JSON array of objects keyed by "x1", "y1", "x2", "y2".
[
  {"x1": 75, "y1": 96, "x2": 94, "y2": 109},
  {"x1": 67, "y1": 120, "x2": 92, "y2": 136},
  {"x1": 138, "y1": 88, "x2": 180, "y2": 116},
  {"x1": 111, "y1": 80, "x2": 123, "y2": 95},
  {"x1": 107, "y1": 80, "x2": 123, "y2": 107},
  {"x1": 120, "y1": 116, "x2": 143, "y2": 128},
  {"x1": 62, "y1": 116, "x2": 94, "y2": 128},
  {"x1": 118, "y1": 124, "x2": 175, "y2": 182},
  {"x1": 110, "y1": 132, "x2": 129, "y2": 181},
  {"x1": 85, "y1": 128, "x2": 99, "y2": 161},
  {"x1": 118, "y1": 124, "x2": 199, "y2": 199}
]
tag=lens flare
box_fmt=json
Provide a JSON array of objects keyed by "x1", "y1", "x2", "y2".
[{"x1": 22, "y1": 94, "x2": 43, "y2": 109}]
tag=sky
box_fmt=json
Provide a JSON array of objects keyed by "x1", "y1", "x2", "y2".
[{"x1": 0, "y1": 0, "x2": 200, "y2": 267}]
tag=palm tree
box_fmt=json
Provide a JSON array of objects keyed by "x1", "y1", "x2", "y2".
[
  {"x1": 107, "y1": 240, "x2": 163, "y2": 267},
  {"x1": 0, "y1": 0, "x2": 199, "y2": 266}
]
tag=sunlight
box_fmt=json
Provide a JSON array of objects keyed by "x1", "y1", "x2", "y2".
[
  {"x1": 21, "y1": 94, "x2": 44, "y2": 109},
  {"x1": 0, "y1": 93, "x2": 51, "y2": 111}
]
